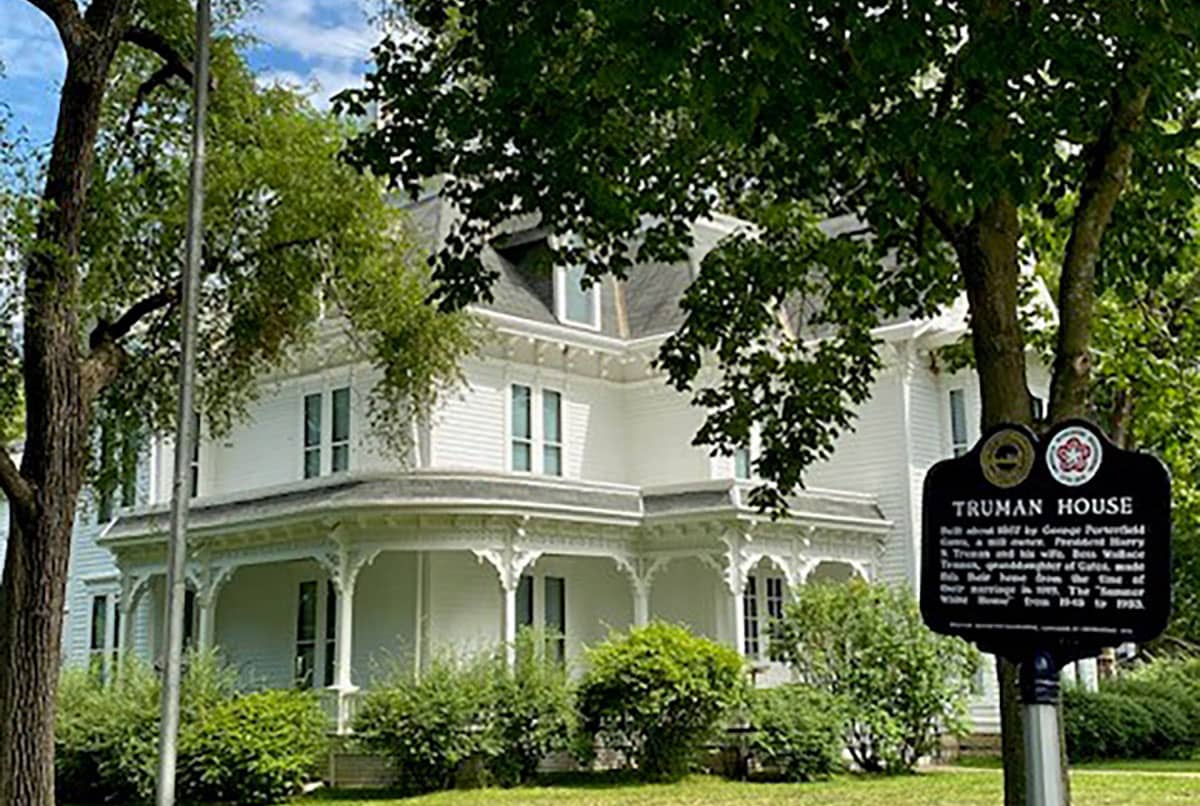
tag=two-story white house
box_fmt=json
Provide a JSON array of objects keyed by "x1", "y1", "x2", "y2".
[{"x1": 5, "y1": 198, "x2": 1067, "y2": 736}]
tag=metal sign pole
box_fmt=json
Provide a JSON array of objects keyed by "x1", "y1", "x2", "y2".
[
  {"x1": 155, "y1": 0, "x2": 210, "y2": 804},
  {"x1": 1020, "y1": 651, "x2": 1065, "y2": 806}
]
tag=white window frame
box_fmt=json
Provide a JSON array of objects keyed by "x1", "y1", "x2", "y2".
[
  {"x1": 948, "y1": 387, "x2": 970, "y2": 457},
  {"x1": 743, "y1": 570, "x2": 787, "y2": 659},
  {"x1": 300, "y1": 383, "x2": 352, "y2": 480},
  {"x1": 507, "y1": 383, "x2": 565, "y2": 476},
  {"x1": 554, "y1": 265, "x2": 601, "y2": 331}
]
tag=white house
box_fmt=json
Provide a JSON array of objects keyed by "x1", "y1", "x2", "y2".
[{"x1": 4, "y1": 198, "x2": 1068, "y2": 736}]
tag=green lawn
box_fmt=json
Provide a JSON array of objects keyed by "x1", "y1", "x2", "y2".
[
  {"x1": 299, "y1": 770, "x2": 1200, "y2": 805},
  {"x1": 958, "y1": 756, "x2": 1200, "y2": 773}
]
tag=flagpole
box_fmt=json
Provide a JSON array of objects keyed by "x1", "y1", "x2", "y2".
[{"x1": 155, "y1": 0, "x2": 210, "y2": 803}]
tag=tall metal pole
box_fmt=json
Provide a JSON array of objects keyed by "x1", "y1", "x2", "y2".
[
  {"x1": 1021, "y1": 650, "x2": 1066, "y2": 806},
  {"x1": 155, "y1": 0, "x2": 210, "y2": 803}
]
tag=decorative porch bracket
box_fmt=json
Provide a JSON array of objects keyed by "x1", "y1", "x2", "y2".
[
  {"x1": 473, "y1": 516, "x2": 542, "y2": 667},
  {"x1": 612, "y1": 555, "x2": 671, "y2": 627}
]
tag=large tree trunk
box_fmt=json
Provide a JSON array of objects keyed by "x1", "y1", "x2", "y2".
[
  {"x1": 0, "y1": 32, "x2": 123, "y2": 806},
  {"x1": 955, "y1": 194, "x2": 1073, "y2": 806}
]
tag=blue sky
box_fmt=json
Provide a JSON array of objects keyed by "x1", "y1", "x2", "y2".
[{"x1": 0, "y1": 0, "x2": 378, "y2": 151}]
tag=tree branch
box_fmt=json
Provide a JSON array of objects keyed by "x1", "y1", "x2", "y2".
[
  {"x1": 25, "y1": 0, "x2": 84, "y2": 54},
  {"x1": 1049, "y1": 83, "x2": 1151, "y2": 421},
  {"x1": 81, "y1": 282, "x2": 181, "y2": 403},
  {"x1": 123, "y1": 26, "x2": 194, "y2": 81},
  {"x1": 0, "y1": 445, "x2": 36, "y2": 524},
  {"x1": 124, "y1": 61, "x2": 193, "y2": 139}
]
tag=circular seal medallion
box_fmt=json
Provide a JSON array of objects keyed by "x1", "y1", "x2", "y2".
[
  {"x1": 1046, "y1": 426, "x2": 1103, "y2": 487},
  {"x1": 980, "y1": 428, "x2": 1035, "y2": 489}
]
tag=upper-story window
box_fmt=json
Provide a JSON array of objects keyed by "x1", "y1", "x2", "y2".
[
  {"x1": 555, "y1": 265, "x2": 600, "y2": 329},
  {"x1": 303, "y1": 386, "x2": 351, "y2": 479},
  {"x1": 948, "y1": 388, "x2": 969, "y2": 457},
  {"x1": 734, "y1": 446, "x2": 752, "y2": 480},
  {"x1": 510, "y1": 384, "x2": 563, "y2": 476}
]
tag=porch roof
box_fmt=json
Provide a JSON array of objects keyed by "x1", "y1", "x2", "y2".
[{"x1": 99, "y1": 471, "x2": 889, "y2": 546}]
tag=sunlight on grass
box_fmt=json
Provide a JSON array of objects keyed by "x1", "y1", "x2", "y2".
[{"x1": 300, "y1": 769, "x2": 1200, "y2": 805}]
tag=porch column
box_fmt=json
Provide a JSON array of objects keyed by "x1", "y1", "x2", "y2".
[
  {"x1": 473, "y1": 522, "x2": 541, "y2": 668},
  {"x1": 322, "y1": 541, "x2": 382, "y2": 733},
  {"x1": 334, "y1": 573, "x2": 356, "y2": 691},
  {"x1": 192, "y1": 565, "x2": 232, "y2": 653},
  {"x1": 719, "y1": 528, "x2": 753, "y2": 658},
  {"x1": 633, "y1": 582, "x2": 650, "y2": 627},
  {"x1": 614, "y1": 557, "x2": 665, "y2": 629},
  {"x1": 116, "y1": 573, "x2": 148, "y2": 677},
  {"x1": 501, "y1": 580, "x2": 518, "y2": 665}
]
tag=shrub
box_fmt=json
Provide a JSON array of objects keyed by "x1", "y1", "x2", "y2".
[
  {"x1": 353, "y1": 654, "x2": 497, "y2": 795},
  {"x1": 576, "y1": 622, "x2": 746, "y2": 781},
  {"x1": 767, "y1": 580, "x2": 979, "y2": 773},
  {"x1": 56, "y1": 659, "x2": 161, "y2": 803},
  {"x1": 488, "y1": 629, "x2": 576, "y2": 786},
  {"x1": 56, "y1": 652, "x2": 328, "y2": 804},
  {"x1": 746, "y1": 685, "x2": 845, "y2": 781},
  {"x1": 178, "y1": 689, "x2": 329, "y2": 804},
  {"x1": 1065, "y1": 657, "x2": 1200, "y2": 762}
]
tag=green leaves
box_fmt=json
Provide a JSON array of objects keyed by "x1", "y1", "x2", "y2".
[
  {"x1": 767, "y1": 580, "x2": 979, "y2": 773},
  {"x1": 64, "y1": 7, "x2": 476, "y2": 469},
  {"x1": 577, "y1": 622, "x2": 746, "y2": 781}
]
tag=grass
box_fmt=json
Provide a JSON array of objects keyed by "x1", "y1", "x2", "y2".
[
  {"x1": 297, "y1": 769, "x2": 1200, "y2": 805},
  {"x1": 957, "y1": 755, "x2": 1200, "y2": 773}
]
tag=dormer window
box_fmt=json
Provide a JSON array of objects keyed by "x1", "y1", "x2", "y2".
[{"x1": 556, "y1": 265, "x2": 600, "y2": 329}]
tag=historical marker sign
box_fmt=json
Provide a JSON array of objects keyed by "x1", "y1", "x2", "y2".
[{"x1": 921, "y1": 419, "x2": 1171, "y2": 662}]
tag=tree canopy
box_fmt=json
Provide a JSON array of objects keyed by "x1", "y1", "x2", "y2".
[
  {"x1": 338, "y1": 3, "x2": 1200, "y2": 803},
  {"x1": 339, "y1": 0, "x2": 1199, "y2": 504}
]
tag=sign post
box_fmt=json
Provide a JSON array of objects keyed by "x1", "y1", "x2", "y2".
[{"x1": 921, "y1": 419, "x2": 1171, "y2": 806}]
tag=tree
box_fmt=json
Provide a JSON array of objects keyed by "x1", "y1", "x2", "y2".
[
  {"x1": 0, "y1": 2, "x2": 473, "y2": 801},
  {"x1": 337, "y1": 3, "x2": 1200, "y2": 803}
]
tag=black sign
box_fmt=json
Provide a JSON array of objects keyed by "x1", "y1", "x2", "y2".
[{"x1": 921, "y1": 419, "x2": 1171, "y2": 662}]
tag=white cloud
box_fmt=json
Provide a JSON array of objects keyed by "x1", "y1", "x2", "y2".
[{"x1": 0, "y1": 1, "x2": 66, "y2": 81}]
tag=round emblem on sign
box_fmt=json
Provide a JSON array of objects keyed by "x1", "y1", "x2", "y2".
[
  {"x1": 1046, "y1": 426, "x2": 1103, "y2": 487},
  {"x1": 980, "y1": 429, "x2": 1035, "y2": 488}
]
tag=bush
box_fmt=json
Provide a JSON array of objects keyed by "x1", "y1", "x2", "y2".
[
  {"x1": 55, "y1": 652, "x2": 328, "y2": 804},
  {"x1": 1065, "y1": 657, "x2": 1200, "y2": 762},
  {"x1": 767, "y1": 580, "x2": 979, "y2": 773},
  {"x1": 488, "y1": 629, "x2": 576, "y2": 786},
  {"x1": 576, "y1": 622, "x2": 746, "y2": 781},
  {"x1": 745, "y1": 685, "x2": 845, "y2": 781},
  {"x1": 354, "y1": 654, "x2": 497, "y2": 795},
  {"x1": 178, "y1": 688, "x2": 329, "y2": 804}
]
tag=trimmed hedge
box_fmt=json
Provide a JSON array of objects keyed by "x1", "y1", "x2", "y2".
[
  {"x1": 1064, "y1": 658, "x2": 1200, "y2": 763},
  {"x1": 55, "y1": 653, "x2": 328, "y2": 804}
]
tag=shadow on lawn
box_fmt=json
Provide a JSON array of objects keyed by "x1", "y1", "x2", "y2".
[{"x1": 307, "y1": 770, "x2": 689, "y2": 800}]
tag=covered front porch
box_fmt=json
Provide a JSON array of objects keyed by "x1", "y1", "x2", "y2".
[{"x1": 100, "y1": 471, "x2": 890, "y2": 731}]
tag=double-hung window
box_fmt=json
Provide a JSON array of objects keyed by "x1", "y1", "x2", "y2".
[
  {"x1": 324, "y1": 581, "x2": 338, "y2": 685},
  {"x1": 510, "y1": 384, "x2": 563, "y2": 476},
  {"x1": 948, "y1": 388, "x2": 969, "y2": 457},
  {"x1": 511, "y1": 385, "x2": 533, "y2": 472},
  {"x1": 295, "y1": 580, "x2": 317, "y2": 688},
  {"x1": 302, "y1": 386, "x2": 351, "y2": 479},
  {"x1": 303, "y1": 394, "x2": 322, "y2": 479},
  {"x1": 734, "y1": 446, "x2": 752, "y2": 480},
  {"x1": 515, "y1": 573, "x2": 567, "y2": 662},
  {"x1": 89, "y1": 594, "x2": 108, "y2": 678}
]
